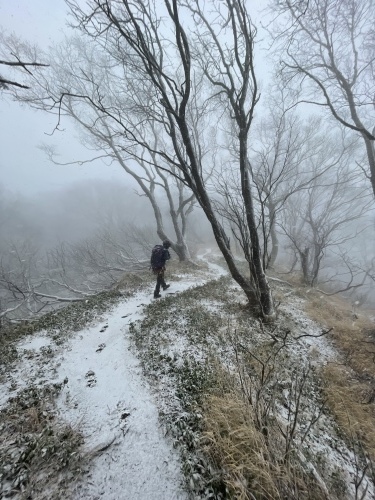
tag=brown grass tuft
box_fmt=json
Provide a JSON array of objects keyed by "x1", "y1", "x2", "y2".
[
  {"x1": 202, "y1": 392, "x2": 280, "y2": 500},
  {"x1": 305, "y1": 292, "x2": 375, "y2": 459},
  {"x1": 322, "y1": 364, "x2": 375, "y2": 451},
  {"x1": 201, "y1": 380, "x2": 330, "y2": 500}
]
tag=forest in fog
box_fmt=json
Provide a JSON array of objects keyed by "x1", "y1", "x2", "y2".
[
  {"x1": 1, "y1": 0, "x2": 375, "y2": 322},
  {"x1": 2, "y1": 3, "x2": 375, "y2": 498},
  {"x1": 0, "y1": 178, "x2": 213, "y2": 323}
]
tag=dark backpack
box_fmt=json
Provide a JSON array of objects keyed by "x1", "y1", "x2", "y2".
[{"x1": 151, "y1": 245, "x2": 165, "y2": 269}]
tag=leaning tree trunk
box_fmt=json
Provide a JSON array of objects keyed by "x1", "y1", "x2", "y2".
[
  {"x1": 268, "y1": 199, "x2": 279, "y2": 269},
  {"x1": 363, "y1": 134, "x2": 375, "y2": 197},
  {"x1": 177, "y1": 119, "x2": 274, "y2": 317},
  {"x1": 299, "y1": 247, "x2": 311, "y2": 285},
  {"x1": 241, "y1": 141, "x2": 274, "y2": 317}
]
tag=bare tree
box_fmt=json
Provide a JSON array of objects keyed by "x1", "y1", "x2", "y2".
[
  {"x1": 0, "y1": 33, "x2": 47, "y2": 90},
  {"x1": 248, "y1": 106, "x2": 323, "y2": 269},
  {"x1": 269, "y1": 0, "x2": 375, "y2": 195},
  {"x1": 22, "y1": 0, "x2": 275, "y2": 317},
  {"x1": 280, "y1": 157, "x2": 373, "y2": 287},
  {"x1": 29, "y1": 35, "x2": 196, "y2": 261},
  {"x1": 44, "y1": 109, "x2": 195, "y2": 261},
  {"x1": 0, "y1": 240, "x2": 95, "y2": 326},
  {"x1": 0, "y1": 223, "x2": 153, "y2": 325},
  {"x1": 249, "y1": 113, "x2": 362, "y2": 270},
  {"x1": 58, "y1": 224, "x2": 153, "y2": 282},
  {"x1": 212, "y1": 96, "x2": 357, "y2": 273}
]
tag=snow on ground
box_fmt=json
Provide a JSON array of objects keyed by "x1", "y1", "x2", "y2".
[
  {"x1": 18, "y1": 334, "x2": 52, "y2": 351},
  {"x1": 1, "y1": 252, "x2": 373, "y2": 499},
  {"x1": 57, "y1": 299, "x2": 187, "y2": 500},
  {"x1": 0, "y1": 254, "x2": 223, "y2": 499},
  {"x1": 0, "y1": 332, "x2": 54, "y2": 408},
  {"x1": 55, "y1": 271, "x2": 222, "y2": 499},
  {"x1": 273, "y1": 286, "x2": 374, "y2": 498},
  {"x1": 279, "y1": 294, "x2": 337, "y2": 363}
]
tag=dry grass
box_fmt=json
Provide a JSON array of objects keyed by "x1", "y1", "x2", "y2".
[
  {"x1": 322, "y1": 364, "x2": 375, "y2": 452},
  {"x1": 305, "y1": 292, "x2": 375, "y2": 460},
  {"x1": 306, "y1": 294, "x2": 375, "y2": 378},
  {"x1": 201, "y1": 369, "x2": 330, "y2": 500},
  {"x1": 130, "y1": 265, "x2": 356, "y2": 498},
  {"x1": 202, "y1": 392, "x2": 280, "y2": 500}
]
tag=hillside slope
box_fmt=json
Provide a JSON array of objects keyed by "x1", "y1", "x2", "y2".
[{"x1": 0, "y1": 252, "x2": 373, "y2": 499}]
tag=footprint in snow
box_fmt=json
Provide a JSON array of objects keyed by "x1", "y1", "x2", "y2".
[
  {"x1": 99, "y1": 325, "x2": 108, "y2": 333},
  {"x1": 96, "y1": 343, "x2": 106, "y2": 353},
  {"x1": 85, "y1": 370, "x2": 97, "y2": 387}
]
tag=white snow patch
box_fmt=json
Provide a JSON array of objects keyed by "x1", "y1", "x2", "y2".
[
  {"x1": 275, "y1": 290, "x2": 374, "y2": 498},
  {"x1": 52, "y1": 267, "x2": 224, "y2": 498},
  {"x1": 0, "y1": 333, "x2": 57, "y2": 409},
  {"x1": 17, "y1": 332, "x2": 52, "y2": 351},
  {"x1": 197, "y1": 250, "x2": 228, "y2": 277},
  {"x1": 279, "y1": 295, "x2": 337, "y2": 363},
  {"x1": 52, "y1": 270, "x2": 222, "y2": 498}
]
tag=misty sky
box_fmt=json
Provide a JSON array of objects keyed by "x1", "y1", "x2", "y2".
[
  {"x1": 0, "y1": 0, "x2": 269, "y2": 196},
  {"x1": 0, "y1": 0, "x2": 128, "y2": 195}
]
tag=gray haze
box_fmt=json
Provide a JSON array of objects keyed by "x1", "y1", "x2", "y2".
[
  {"x1": 1, "y1": 0, "x2": 128, "y2": 196},
  {"x1": 0, "y1": 0, "x2": 373, "y2": 315},
  {"x1": 0, "y1": 0, "x2": 269, "y2": 195}
]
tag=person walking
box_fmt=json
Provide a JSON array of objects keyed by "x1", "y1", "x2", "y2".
[{"x1": 150, "y1": 239, "x2": 171, "y2": 299}]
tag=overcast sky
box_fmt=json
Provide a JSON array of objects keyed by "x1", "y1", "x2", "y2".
[
  {"x1": 0, "y1": 0, "x2": 269, "y2": 197},
  {"x1": 0, "y1": 0, "x2": 128, "y2": 196}
]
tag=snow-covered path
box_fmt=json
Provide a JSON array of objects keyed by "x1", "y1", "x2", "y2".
[
  {"x1": 55, "y1": 278, "x2": 203, "y2": 498},
  {"x1": 58, "y1": 298, "x2": 187, "y2": 500},
  {"x1": 46, "y1": 259, "x2": 223, "y2": 499}
]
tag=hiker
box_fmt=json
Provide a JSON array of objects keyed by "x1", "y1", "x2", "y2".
[{"x1": 151, "y1": 239, "x2": 171, "y2": 299}]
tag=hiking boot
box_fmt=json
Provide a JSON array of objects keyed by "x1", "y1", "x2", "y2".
[
  {"x1": 154, "y1": 293, "x2": 162, "y2": 299},
  {"x1": 162, "y1": 284, "x2": 170, "y2": 291}
]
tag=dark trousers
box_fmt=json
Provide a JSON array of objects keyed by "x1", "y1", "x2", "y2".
[{"x1": 154, "y1": 268, "x2": 167, "y2": 295}]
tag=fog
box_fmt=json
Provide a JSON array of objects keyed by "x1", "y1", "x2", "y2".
[
  {"x1": 1, "y1": 0, "x2": 374, "y2": 324},
  {"x1": 0, "y1": 178, "x2": 212, "y2": 249}
]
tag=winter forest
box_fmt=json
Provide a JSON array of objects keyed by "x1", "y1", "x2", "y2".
[
  {"x1": 0, "y1": 0, "x2": 375, "y2": 499},
  {"x1": 1, "y1": 0, "x2": 375, "y2": 321},
  {"x1": 1, "y1": 0, "x2": 375, "y2": 323}
]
